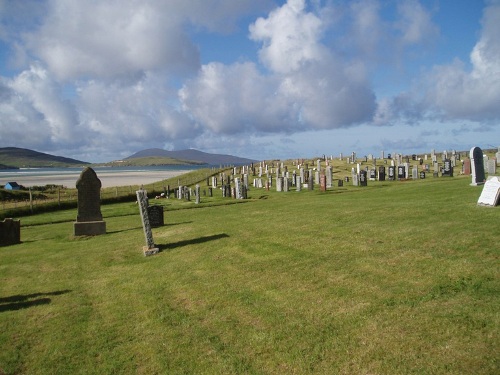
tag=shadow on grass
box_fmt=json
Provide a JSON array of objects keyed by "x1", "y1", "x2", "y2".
[
  {"x1": 107, "y1": 226, "x2": 143, "y2": 234},
  {"x1": 0, "y1": 289, "x2": 71, "y2": 313},
  {"x1": 159, "y1": 233, "x2": 229, "y2": 251}
]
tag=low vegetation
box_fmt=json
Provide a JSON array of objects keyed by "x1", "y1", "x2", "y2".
[{"x1": 0, "y1": 166, "x2": 498, "y2": 374}]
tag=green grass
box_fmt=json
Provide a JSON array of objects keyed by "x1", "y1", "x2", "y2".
[{"x1": 0, "y1": 174, "x2": 498, "y2": 374}]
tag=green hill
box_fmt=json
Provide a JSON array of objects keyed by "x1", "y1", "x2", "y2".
[
  {"x1": 0, "y1": 147, "x2": 89, "y2": 168},
  {"x1": 98, "y1": 156, "x2": 205, "y2": 167}
]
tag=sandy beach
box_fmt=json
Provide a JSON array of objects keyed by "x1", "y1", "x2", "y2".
[{"x1": 1, "y1": 169, "x2": 191, "y2": 189}]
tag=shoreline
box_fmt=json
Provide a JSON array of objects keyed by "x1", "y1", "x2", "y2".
[{"x1": 0, "y1": 170, "x2": 191, "y2": 189}]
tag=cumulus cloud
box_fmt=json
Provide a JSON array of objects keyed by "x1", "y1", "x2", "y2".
[
  {"x1": 420, "y1": 2, "x2": 500, "y2": 121},
  {"x1": 249, "y1": 0, "x2": 328, "y2": 74},
  {"x1": 180, "y1": 0, "x2": 376, "y2": 134},
  {"x1": 0, "y1": 64, "x2": 81, "y2": 148}
]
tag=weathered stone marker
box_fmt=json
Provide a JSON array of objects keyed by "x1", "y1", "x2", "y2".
[
  {"x1": 74, "y1": 167, "x2": 106, "y2": 236},
  {"x1": 0, "y1": 218, "x2": 21, "y2": 246},
  {"x1": 136, "y1": 189, "x2": 159, "y2": 256}
]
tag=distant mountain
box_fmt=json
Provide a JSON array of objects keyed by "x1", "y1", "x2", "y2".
[
  {"x1": 0, "y1": 147, "x2": 89, "y2": 168},
  {"x1": 125, "y1": 148, "x2": 257, "y2": 165}
]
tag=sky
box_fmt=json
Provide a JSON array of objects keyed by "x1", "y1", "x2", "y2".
[{"x1": 0, "y1": 0, "x2": 499, "y2": 163}]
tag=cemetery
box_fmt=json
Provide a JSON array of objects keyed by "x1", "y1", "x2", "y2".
[{"x1": 0, "y1": 148, "x2": 499, "y2": 374}]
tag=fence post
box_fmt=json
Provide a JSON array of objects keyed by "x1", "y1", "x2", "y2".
[{"x1": 29, "y1": 188, "x2": 33, "y2": 213}]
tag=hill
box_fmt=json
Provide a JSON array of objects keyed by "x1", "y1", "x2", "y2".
[
  {"x1": 0, "y1": 147, "x2": 89, "y2": 168},
  {"x1": 126, "y1": 148, "x2": 257, "y2": 165},
  {"x1": 100, "y1": 156, "x2": 205, "y2": 167}
]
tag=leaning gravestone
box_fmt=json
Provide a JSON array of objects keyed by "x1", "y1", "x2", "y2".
[
  {"x1": 477, "y1": 176, "x2": 500, "y2": 207},
  {"x1": 0, "y1": 218, "x2": 21, "y2": 246},
  {"x1": 136, "y1": 189, "x2": 159, "y2": 256},
  {"x1": 74, "y1": 167, "x2": 106, "y2": 236},
  {"x1": 470, "y1": 146, "x2": 486, "y2": 186}
]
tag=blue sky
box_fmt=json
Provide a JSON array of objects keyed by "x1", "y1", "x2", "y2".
[{"x1": 0, "y1": 0, "x2": 498, "y2": 163}]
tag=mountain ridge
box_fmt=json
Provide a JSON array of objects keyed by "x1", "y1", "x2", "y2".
[
  {"x1": 125, "y1": 148, "x2": 257, "y2": 165},
  {"x1": 0, "y1": 147, "x2": 89, "y2": 168}
]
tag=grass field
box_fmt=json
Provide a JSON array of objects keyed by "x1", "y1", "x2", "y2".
[{"x1": 0, "y1": 170, "x2": 498, "y2": 374}]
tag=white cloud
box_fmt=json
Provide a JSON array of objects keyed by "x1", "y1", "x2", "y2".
[
  {"x1": 422, "y1": 2, "x2": 500, "y2": 121},
  {"x1": 1, "y1": 64, "x2": 82, "y2": 147},
  {"x1": 249, "y1": 0, "x2": 328, "y2": 74},
  {"x1": 395, "y1": 0, "x2": 439, "y2": 45},
  {"x1": 180, "y1": 0, "x2": 376, "y2": 135}
]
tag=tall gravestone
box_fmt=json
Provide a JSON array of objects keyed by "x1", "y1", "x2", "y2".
[
  {"x1": 136, "y1": 189, "x2": 159, "y2": 256},
  {"x1": 74, "y1": 167, "x2": 106, "y2": 236},
  {"x1": 470, "y1": 147, "x2": 486, "y2": 186}
]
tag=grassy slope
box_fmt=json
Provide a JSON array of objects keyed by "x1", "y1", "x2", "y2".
[
  {"x1": 0, "y1": 148, "x2": 89, "y2": 168},
  {"x1": 0, "y1": 176, "x2": 498, "y2": 374}
]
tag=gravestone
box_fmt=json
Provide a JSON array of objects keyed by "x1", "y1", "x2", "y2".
[
  {"x1": 470, "y1": 146, "x2": 486, "y2": 186},
  {"x1": 320, "y1": 174, "x2": 326, "y2": 191},
  {"x1": 338, "y1": 179, "x2": 343, "y2": 187},
  {"x1": 308, "y1": 170, "x2": 314, "y2": 190},
  {"x1": 388, "y1": 166, "x2": 395, "y2": 181},
  {"x1": 378, "y1": 166, "x2": 386, "y2": 181},
  {"x1": 283, "y1": 177, "x2": 290, "y2": 192},
  {"x1": 463, "y1": 159, "x2": 471, "y2": 175},
  {"x1": 147, "y1": 205, "x2": 164, "y2": 227},
  {"x1": 477, "y1": 176, "x2": 500, "y2": 207},
  {"x1": 195, "y1": 184, "x2": 201, "y2": 204},
  {"x1": 276, "y1": 177, "x2": 283, "y2": 192},
  {"x1": 359, "y1": 170, "x2": 367, "y2": 186},
  {"x1": 442, "y1": 159, "x2": 453, "y2": 177},
  {"x1": 74, "y1": 167, "x2": 106, "y2": 236},
  {"x1": 0, "y1": 218, "x2": 21, "y2": 246},
  {"x1": 136, "y1": 189, "x2": 159, "y2": 256},
  {"x1": 420, "y1": 171, "x2": 426, "y2": 179},
  {"x1": 326, "y1": 167, "x2": 332, "y2": 188},
  {"x1": 397, "y1": 166, "x2": 405, "y2": 180},
  {"x1": 412, "y1": 167, "x2": 418, "y2": 180},
  {"x1": 487, "y1": 159, "x2": 496, "y2": 175},
  {"x1": 369, "y1": 169, "x2": 376, "y2": 181}
]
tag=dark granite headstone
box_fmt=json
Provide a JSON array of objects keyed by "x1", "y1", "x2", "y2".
[
  {"x1": 359, "y1": 170, "x2": 367, "y2": 186},
  {"x1": 442, "y1": 159, "x2": 453, "y2": 177},
  {"x1": 470, "y1": 146, "x2": 486, "y2": 185},
  {"x1": 378, "y1": 166, "x2": 386, "y2": 181},
  {"x1": 397, "y1": 166, "x2": 405, "y2": 180},
  {"x1": 420, "y1": 171, "x2": 426, "y2": 179},
  {"x1": 338, "y1": 179, "x2": 343, "y2": 187},
  {"x1": 74, "y1": 167, "x2": 106, "y2": 236},
  {"x1": 0, "y1": 218, "x2": 21, "y2": 246},
  {"x1": 147, "y1": 205, "x2": 164, "y2": 227}
]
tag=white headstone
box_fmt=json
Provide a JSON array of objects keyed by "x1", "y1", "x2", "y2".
[{"x1": 477, "y1": 176, "x2": 500, "y2": 206}]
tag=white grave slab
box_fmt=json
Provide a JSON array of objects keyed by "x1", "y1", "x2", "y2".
[{"x1": 477, "y1": 176, "x2": 500, "y2": 207}]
